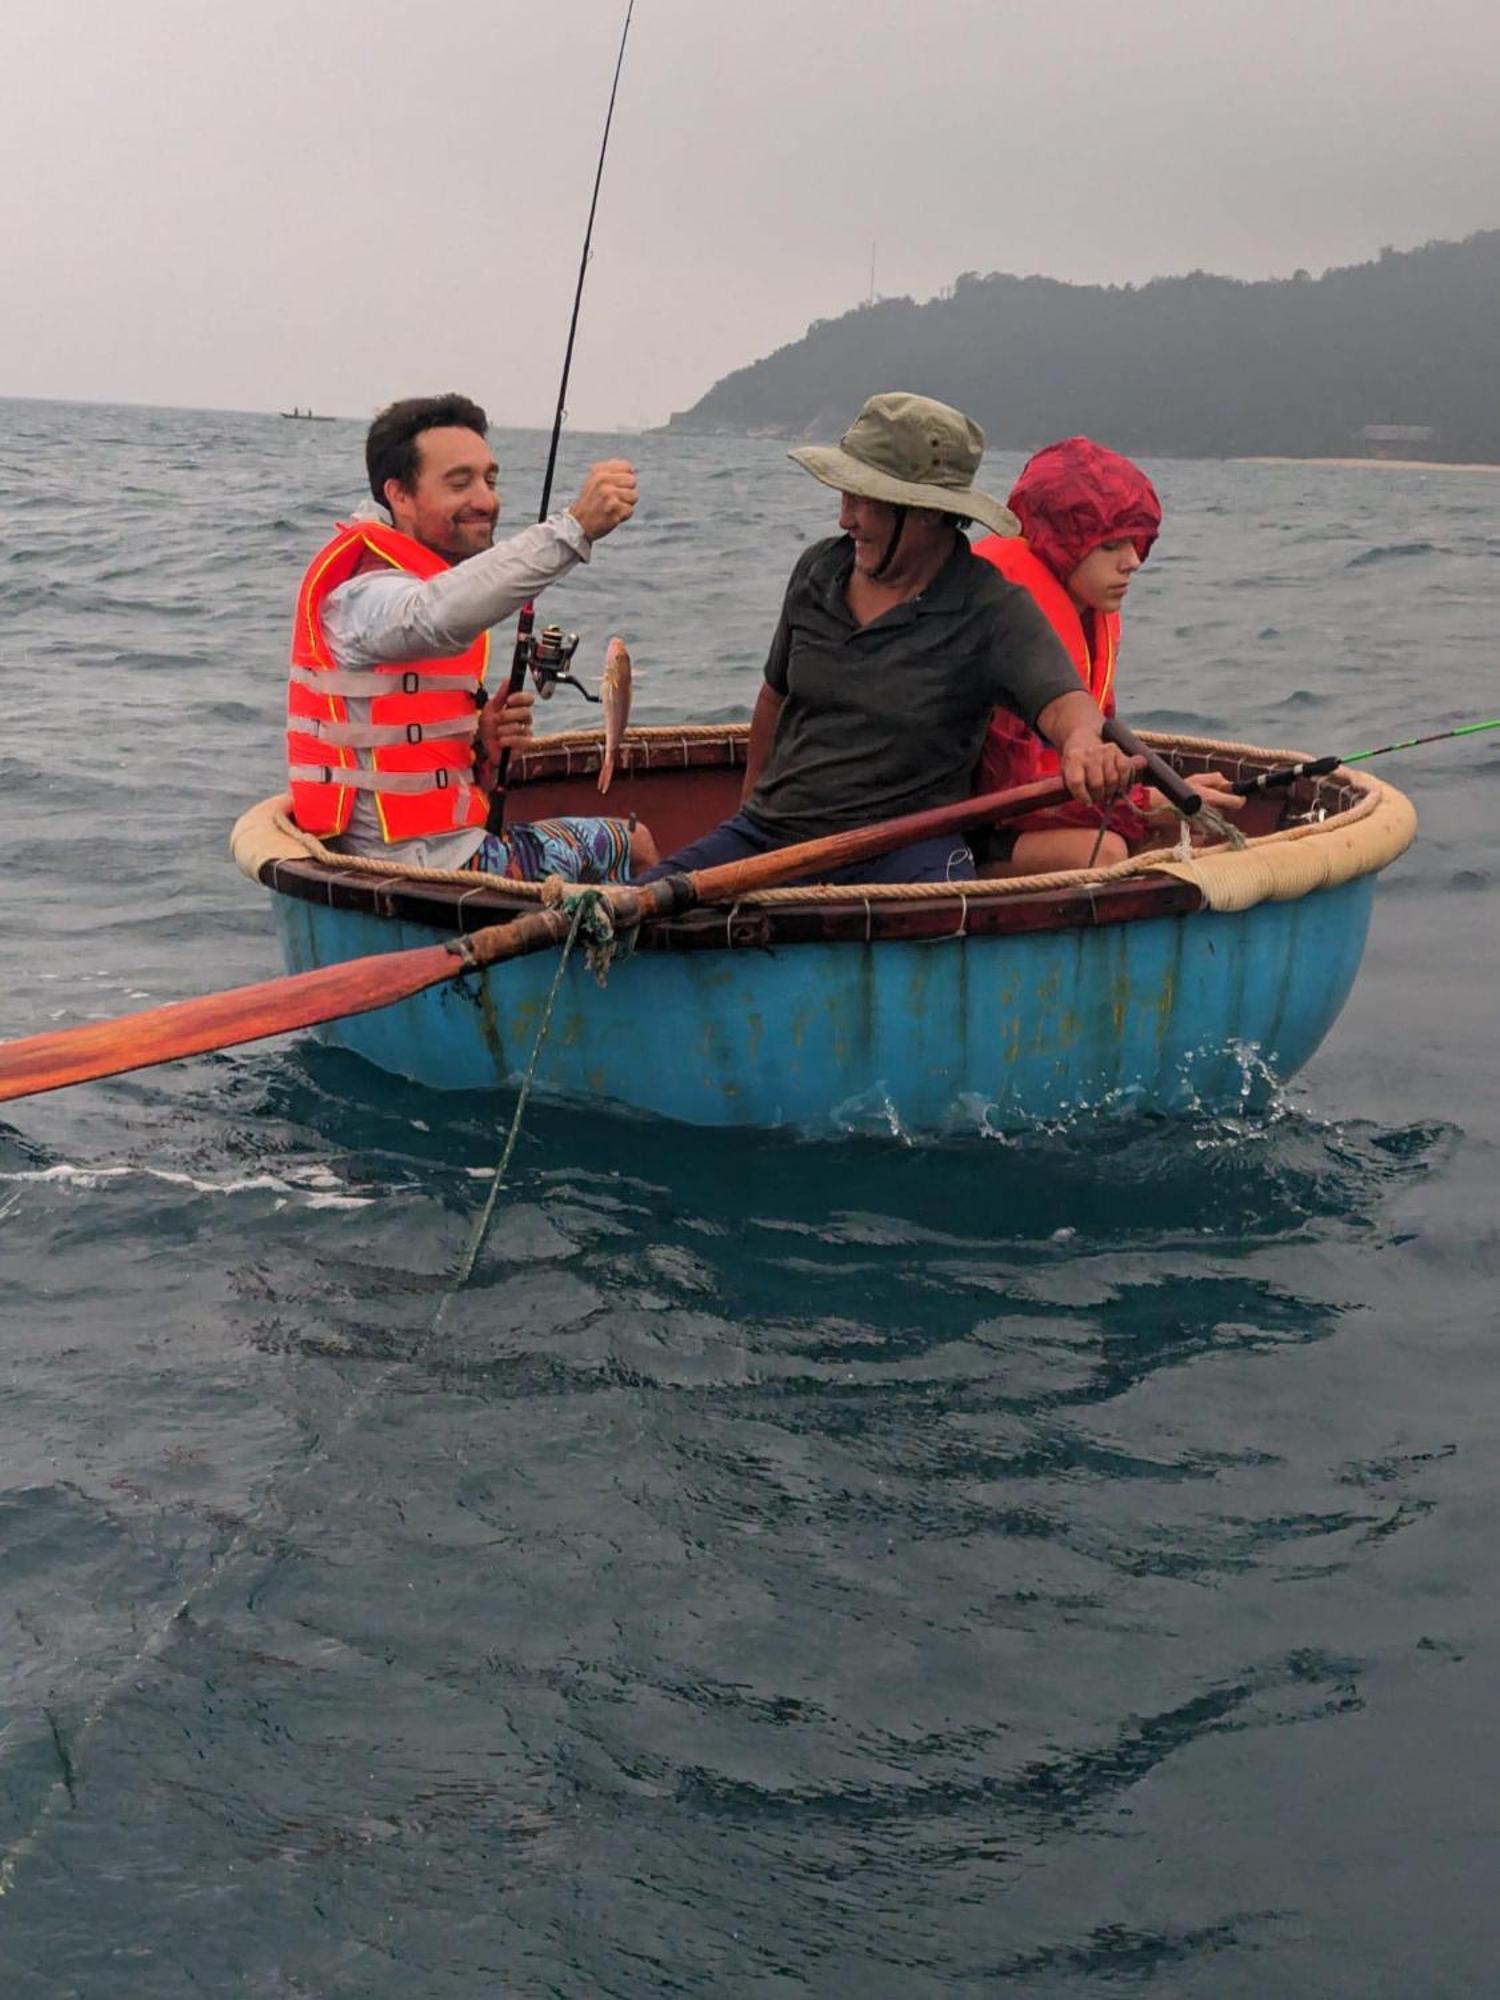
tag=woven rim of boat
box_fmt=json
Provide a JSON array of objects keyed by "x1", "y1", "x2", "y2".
[{"x1": 231, "y1": 726, "x2": 1416, "y2": 918}]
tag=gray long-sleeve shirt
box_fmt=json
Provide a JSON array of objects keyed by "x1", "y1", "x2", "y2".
[{"x1": 316, "y1": 510, "x2": 590, "y2": 867}]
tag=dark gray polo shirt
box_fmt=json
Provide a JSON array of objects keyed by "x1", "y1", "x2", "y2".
[{"x1": 744, "y1": 533, "x2": 1080, "y2": 842}]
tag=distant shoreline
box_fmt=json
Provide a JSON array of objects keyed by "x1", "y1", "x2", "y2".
[{"x1": 1235, "y1": 455, "x2": 1500, "y2": 474}]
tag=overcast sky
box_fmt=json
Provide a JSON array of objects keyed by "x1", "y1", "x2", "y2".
[{"x1": 4, "y1": 0, "x2": 1498, "y2": 430}]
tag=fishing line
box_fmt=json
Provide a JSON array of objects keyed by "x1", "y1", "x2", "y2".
[
  {"x1": 2, "y1": 5, "x2": 641, "y2": 1895},
  {"x1": 533, "y1": 0, "x2": 636, "y2": 528},
  {"x1": 1086, "y1": 800, "x2": 1118, "y2": 869},
  {"x1": 492, "y1": 0, "x2": 636, "y2": 825},
  {"x1": 0, "y1": 886, "x2": 604, "y2": 1901},
  {"x1": 444, "y1": 890, "x2": 608, "y2": 1294}
]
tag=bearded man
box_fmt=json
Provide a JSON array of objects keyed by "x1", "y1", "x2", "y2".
[{"x1": 286, "y1": 393, "x2": 657, "y2": 882}]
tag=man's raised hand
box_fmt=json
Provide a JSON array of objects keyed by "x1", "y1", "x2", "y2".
[{"x1": 567, "y1": 460, "x2": 638, "y2": 542}]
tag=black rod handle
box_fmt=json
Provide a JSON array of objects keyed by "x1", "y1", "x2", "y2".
[
  {"x1": 486, "y1": 604, "x2": 538, "y2": 831},
  {"x1": 1103, "y1": 717, "x2": 1202, "y2": 817},
  {"x1": 1230, "y1": 754, "x2": 1340, "y2": 797}
]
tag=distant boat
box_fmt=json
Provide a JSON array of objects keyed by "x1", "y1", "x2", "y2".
[{"x1": 280, "y1": 407, "x2": 335, "y2": 422}]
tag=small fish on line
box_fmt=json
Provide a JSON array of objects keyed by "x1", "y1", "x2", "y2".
[{"x1": 598, "y1": 635, "x2": 632, "y2": 794}]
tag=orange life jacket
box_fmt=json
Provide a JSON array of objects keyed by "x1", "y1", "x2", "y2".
[
  {"x1": 971, "y1": 534, "x2": 1118, "y2": 795},
  {"x1": 286, "y1": 521, "x2": 490, "y2": 842}
]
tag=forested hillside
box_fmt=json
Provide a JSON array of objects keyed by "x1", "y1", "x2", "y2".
[{"x1": 667, "y1": 232, "x2": 1500, "y2": 461}]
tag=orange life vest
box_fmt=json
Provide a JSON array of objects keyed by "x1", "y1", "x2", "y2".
[
  {"x1": 970, "y1": 534, "x2": 1118, "y2": 794},
  {"x1": 286, "y1": 521, "x2": 490, "y2": 842}
]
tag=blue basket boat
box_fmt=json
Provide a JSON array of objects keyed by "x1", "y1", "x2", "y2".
[{"x1": 232, "y1": 727, "x2": 1416, "y2": 1135}]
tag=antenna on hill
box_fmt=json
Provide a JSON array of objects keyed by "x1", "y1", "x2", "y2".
[{"x1": 868, "y1": 240, "x2": 877, "y2": 306}]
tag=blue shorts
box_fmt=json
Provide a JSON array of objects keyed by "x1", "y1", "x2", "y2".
[{"x1": 473, "y1": 816, "x2": 634, "y2": 884}]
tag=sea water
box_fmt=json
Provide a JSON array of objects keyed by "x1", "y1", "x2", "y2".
[{"x1": 0, "y1": 399, "x2": 1497, "y2": 1996}]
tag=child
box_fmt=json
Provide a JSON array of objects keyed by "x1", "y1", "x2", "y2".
[{"x1": 972, "y1": 437, "x2": 1239, "y2": 874}]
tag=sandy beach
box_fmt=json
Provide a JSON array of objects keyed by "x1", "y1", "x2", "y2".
[{"x1": 1236, "y1": 455, "x2": 1500, "y2": 473}]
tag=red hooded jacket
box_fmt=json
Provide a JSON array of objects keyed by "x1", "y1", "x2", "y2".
[{"x1": 973, "y1": 437, "x2": 1161, "y2": 833}]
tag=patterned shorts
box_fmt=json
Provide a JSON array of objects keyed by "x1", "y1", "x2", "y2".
[{"x1": 472, "y1": 816, "x2": 634, "y2": 885}]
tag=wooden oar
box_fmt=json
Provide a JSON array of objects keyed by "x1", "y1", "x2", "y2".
[{"x1": 0, "y1": 775, "x2": 1082, "y2": 1105}]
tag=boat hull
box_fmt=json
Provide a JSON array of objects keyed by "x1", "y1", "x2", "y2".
[{"x1": 271, "y1": 874, "x2": 1376, "y2": 1132}]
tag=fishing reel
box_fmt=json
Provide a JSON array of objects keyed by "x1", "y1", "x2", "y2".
[{"x1": 527, "y1": 624, "x2": 599, "y2": 703}]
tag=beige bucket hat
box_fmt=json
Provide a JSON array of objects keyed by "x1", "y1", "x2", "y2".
[{"x1": 790, "y1": 392, "x2": 1019, "y2": 537}]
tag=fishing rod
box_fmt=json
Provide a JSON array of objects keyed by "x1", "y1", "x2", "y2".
[
  {"x1": 489, "y1": 0, "x2": 635, "y2": 830},
  {"x1": 1231, "y1": 716, "x2": 1500, "y2": 795}
]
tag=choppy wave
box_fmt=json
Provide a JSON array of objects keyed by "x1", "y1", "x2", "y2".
[
  {"x1": 1347, "y1": 539, "x2": 1439, "y2": 565},
  {"x1": 0, "y1": 1158, "x2": 374, "y2": 1208},
  {"x1": 0, "y1": 404, "x2": 1496, "y2": 1995}
]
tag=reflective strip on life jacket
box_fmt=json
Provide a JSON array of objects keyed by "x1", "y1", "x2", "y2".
[
  {"x1": 288, "y1": 662, "x2": 478, "y2": 698},
  {"x1": 288, "y1": 763, "x2": 486, "y2": 800},
  {"x1": 305, "y1": 713, "x2": 480, "y2": 751}
]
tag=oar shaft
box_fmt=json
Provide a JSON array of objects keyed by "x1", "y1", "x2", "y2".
[
  {"x1": 462, "y1": 775, "x2": 1077, "y2": 969},
  {"x1": 682, "y1": 777, "x2": 1072, "y2": 906}
]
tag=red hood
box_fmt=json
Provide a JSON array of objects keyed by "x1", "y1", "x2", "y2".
[{"x1": 1007, "y1": 437, "x2": 1161, "y2": 581}]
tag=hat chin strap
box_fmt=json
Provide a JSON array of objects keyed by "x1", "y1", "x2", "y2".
[{"x1": 871, "y1": 505, "x2": 907, "y2": 580}]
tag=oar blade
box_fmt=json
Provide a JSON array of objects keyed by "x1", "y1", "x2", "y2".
[
  {"x1": 0, "y1": 758, "x2": 1145, "y2": 1106},
  {"x1": 0, "y1": 944, "x2": 462, "y2": 1103}
]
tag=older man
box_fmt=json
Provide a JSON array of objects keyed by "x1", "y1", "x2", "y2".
[
  {"x1": 286, "y1": 392, "x2": 657, "y2": 882},
  {"x1": 638, "y1": 393, "x2": 1139, "y2": 886}
]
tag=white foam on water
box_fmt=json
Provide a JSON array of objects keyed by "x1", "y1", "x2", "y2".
[{"x1": 0, "y1": 1161, "x2": 375, "y2": 1208}]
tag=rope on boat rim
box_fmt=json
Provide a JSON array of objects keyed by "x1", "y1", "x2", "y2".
[
  {"x1": 264, "y1": 781, "x2": 1380, "y2": 908},
  {"x1": 237, "y1": 729, "x2": 1403, "y2": 918},
  {"x1": 0, "y1": 895, "x2": 604, "y2": 1901},
  {"x1": 520, "y1": 722, "x2": 743, "y2": 750}
]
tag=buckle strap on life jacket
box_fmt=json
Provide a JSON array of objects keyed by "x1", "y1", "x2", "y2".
[
  {"x1": 288, "y1": 663, "x2": 478, "y2": 698},
  {"x1": 288, "y1": 763, "x2": 478, "y2": 797},
  {"x1": 302, "y1": 713, "x2": 479, "y2": 750}
]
